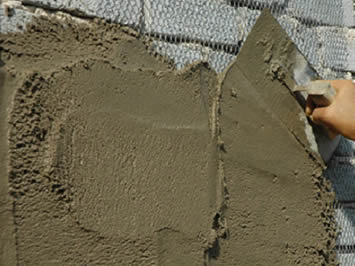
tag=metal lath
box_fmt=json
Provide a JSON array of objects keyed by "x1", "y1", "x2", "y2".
[
  {"x1": 3, "y1": 0, "x2": 354, "y2": 73},
  {"x1": 140, "y1": 0, "x2": 354, "y2": 76}
]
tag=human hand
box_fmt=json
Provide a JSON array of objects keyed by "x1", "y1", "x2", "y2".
[{"x1": 306, "y1": 80, "x2": 355, "y2": 141}]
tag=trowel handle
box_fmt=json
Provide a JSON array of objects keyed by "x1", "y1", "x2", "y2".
[
  {"x1": 303, "y1": 81, "x2": 336, "y2": 107},
  {"x1": 296, "y1": 81, "x2": 337, "y2": 139}
]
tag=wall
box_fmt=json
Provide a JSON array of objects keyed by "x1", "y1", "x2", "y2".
[{"x1": 0, "y1": 1, "x2": 354, "y2": 265}]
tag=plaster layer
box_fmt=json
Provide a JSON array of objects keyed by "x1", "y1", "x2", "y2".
[
  {"x1": 215, "y1": 11, "x2": 337, "y2": 265},
  {"x1": 0, "y1": 10, "x2": 339, "y2": 266},
  {"x1": 1, "y1": 15, "x2": 219, "y2": 265}
]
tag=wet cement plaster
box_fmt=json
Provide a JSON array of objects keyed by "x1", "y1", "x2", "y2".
[
  {"x1": 0, "y1": 13, "x2": 220, "y2": 265},
  {"x1": 0, "y1": 9, "x2": 336, "y2": 266},
  {"x1": 216, "y1": 11, "x2": 337, "y2": 265}
]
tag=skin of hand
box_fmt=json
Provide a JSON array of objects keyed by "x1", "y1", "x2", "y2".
[{"x1": 305, "y1": 80, "x2": 355, "y2": 141}]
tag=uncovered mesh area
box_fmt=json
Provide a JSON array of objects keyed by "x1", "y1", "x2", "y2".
[
  {"x1": 21, "y1": 0, "x2": 143, "y2": 26},
  {"x1": 144, "y1": 0, "x2": 241, "y2": 46},
  {"x1": 0, "y1": 3, "x2": 35, "y2": 33},
  {"x1": 9, "y1": 0, "x2": 354, "y2": 75},
  {"x1": 325, "y1": 137, "x2": 355, "y2": 264},
  {"x1": 335, "y1": 207, "x2": 355, "y2": 247},
  {"x1": 146, "y1": 0, "x2": 353, "y2": 76},
  {"x1": 143, "y1": 0, "x2": 353, "y2": 75},
  {"x1": 339, "y1": 254, "x2": 355, "y2": 266}
]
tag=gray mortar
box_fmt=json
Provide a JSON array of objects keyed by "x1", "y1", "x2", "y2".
[{"x1": 0, "y1": 10, "x2": 339, "y2": 265}]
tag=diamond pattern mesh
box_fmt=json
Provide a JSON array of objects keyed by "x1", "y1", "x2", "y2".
[
  {"x1": 143, "y1": 0, "x2": 354, "y2": 76},
  {"x1": 286, "y1": 0, "x2": 344, "y2": 26},
  {"x1": 144, "y1": 0, "x2": 240, "y2": 46},
  {"x1": 0, "y1": 4, "x2": 35, "y2": 33},
  {"x1": 10, "y1": 0, "x2": 354, "y2": 75},
  {"x1": 325, "y1": 137, "x2": 355, "y2": 264}
]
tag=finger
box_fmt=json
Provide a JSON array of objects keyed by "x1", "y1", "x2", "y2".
[
  {"x1": 305, "y1": 96, "x2": 315, "y2": 116},
  {"x1": 311, "y1": 106, "x2": 340, "y2": 138},
  {"x1": 311, "y1": 106, "x2": 329, "y2": 125}
]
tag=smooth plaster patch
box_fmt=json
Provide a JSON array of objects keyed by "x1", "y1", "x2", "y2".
[{"x1": 215, "y1": 11, "x2": 336, "y2": 265}]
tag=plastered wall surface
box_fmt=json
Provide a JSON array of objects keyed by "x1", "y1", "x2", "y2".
[
  {"x1": 0, "y1": 9, "x2": 341, "y2": 266},
  {"x1": 0, "y1": 15, "x2": 219, "y2": 265},
  {"x1": 0, "y1": 1, "x2": 355, "y2": 265},
  {"x1": 217, "y1": 13, "x2": 337, "y2": 264}
]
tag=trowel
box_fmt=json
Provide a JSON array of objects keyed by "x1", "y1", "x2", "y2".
[
  {"x1": 238, "y1": 9, "x2": 340, "y2": 163},
  {"x1": 278, "y1": 37, "x2": 340, "y2": 163}
]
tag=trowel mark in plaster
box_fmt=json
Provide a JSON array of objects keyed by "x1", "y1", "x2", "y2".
[{"x1": 202, "y1": 69, "x2": 230, "y2": 265}]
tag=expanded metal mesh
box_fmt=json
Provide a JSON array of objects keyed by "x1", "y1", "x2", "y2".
[
  {"x1": 325, "y1": 137, "x2": 355, "y2": 264},
  {"x1": 143, "y1": 0, "x2": 353, "y2": 77},
  {"x1": 7, "y1": 0, "x2": 353, "y2": 76}
]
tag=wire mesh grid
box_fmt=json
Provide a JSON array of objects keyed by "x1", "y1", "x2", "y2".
[
  {"x1": 4, "y1": 0, "x2": 353, "y2": 75},
  {"x1": 326, "y1": 136, "x2": 355, "y2": 265},
  {"x1": 137, "y1": 0, "x2": 353, "y2": 77}
]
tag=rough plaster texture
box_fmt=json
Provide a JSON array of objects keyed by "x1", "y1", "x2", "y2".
[
  {"x1": 216, "y1": 12, "x2": 337, "y2": 264},
  {"x1": 0, "y1": 14, "x2": 220, "y2": 265},
  {"x1": 0, "y1": 10, "x2": 340, "y2": 265}
]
